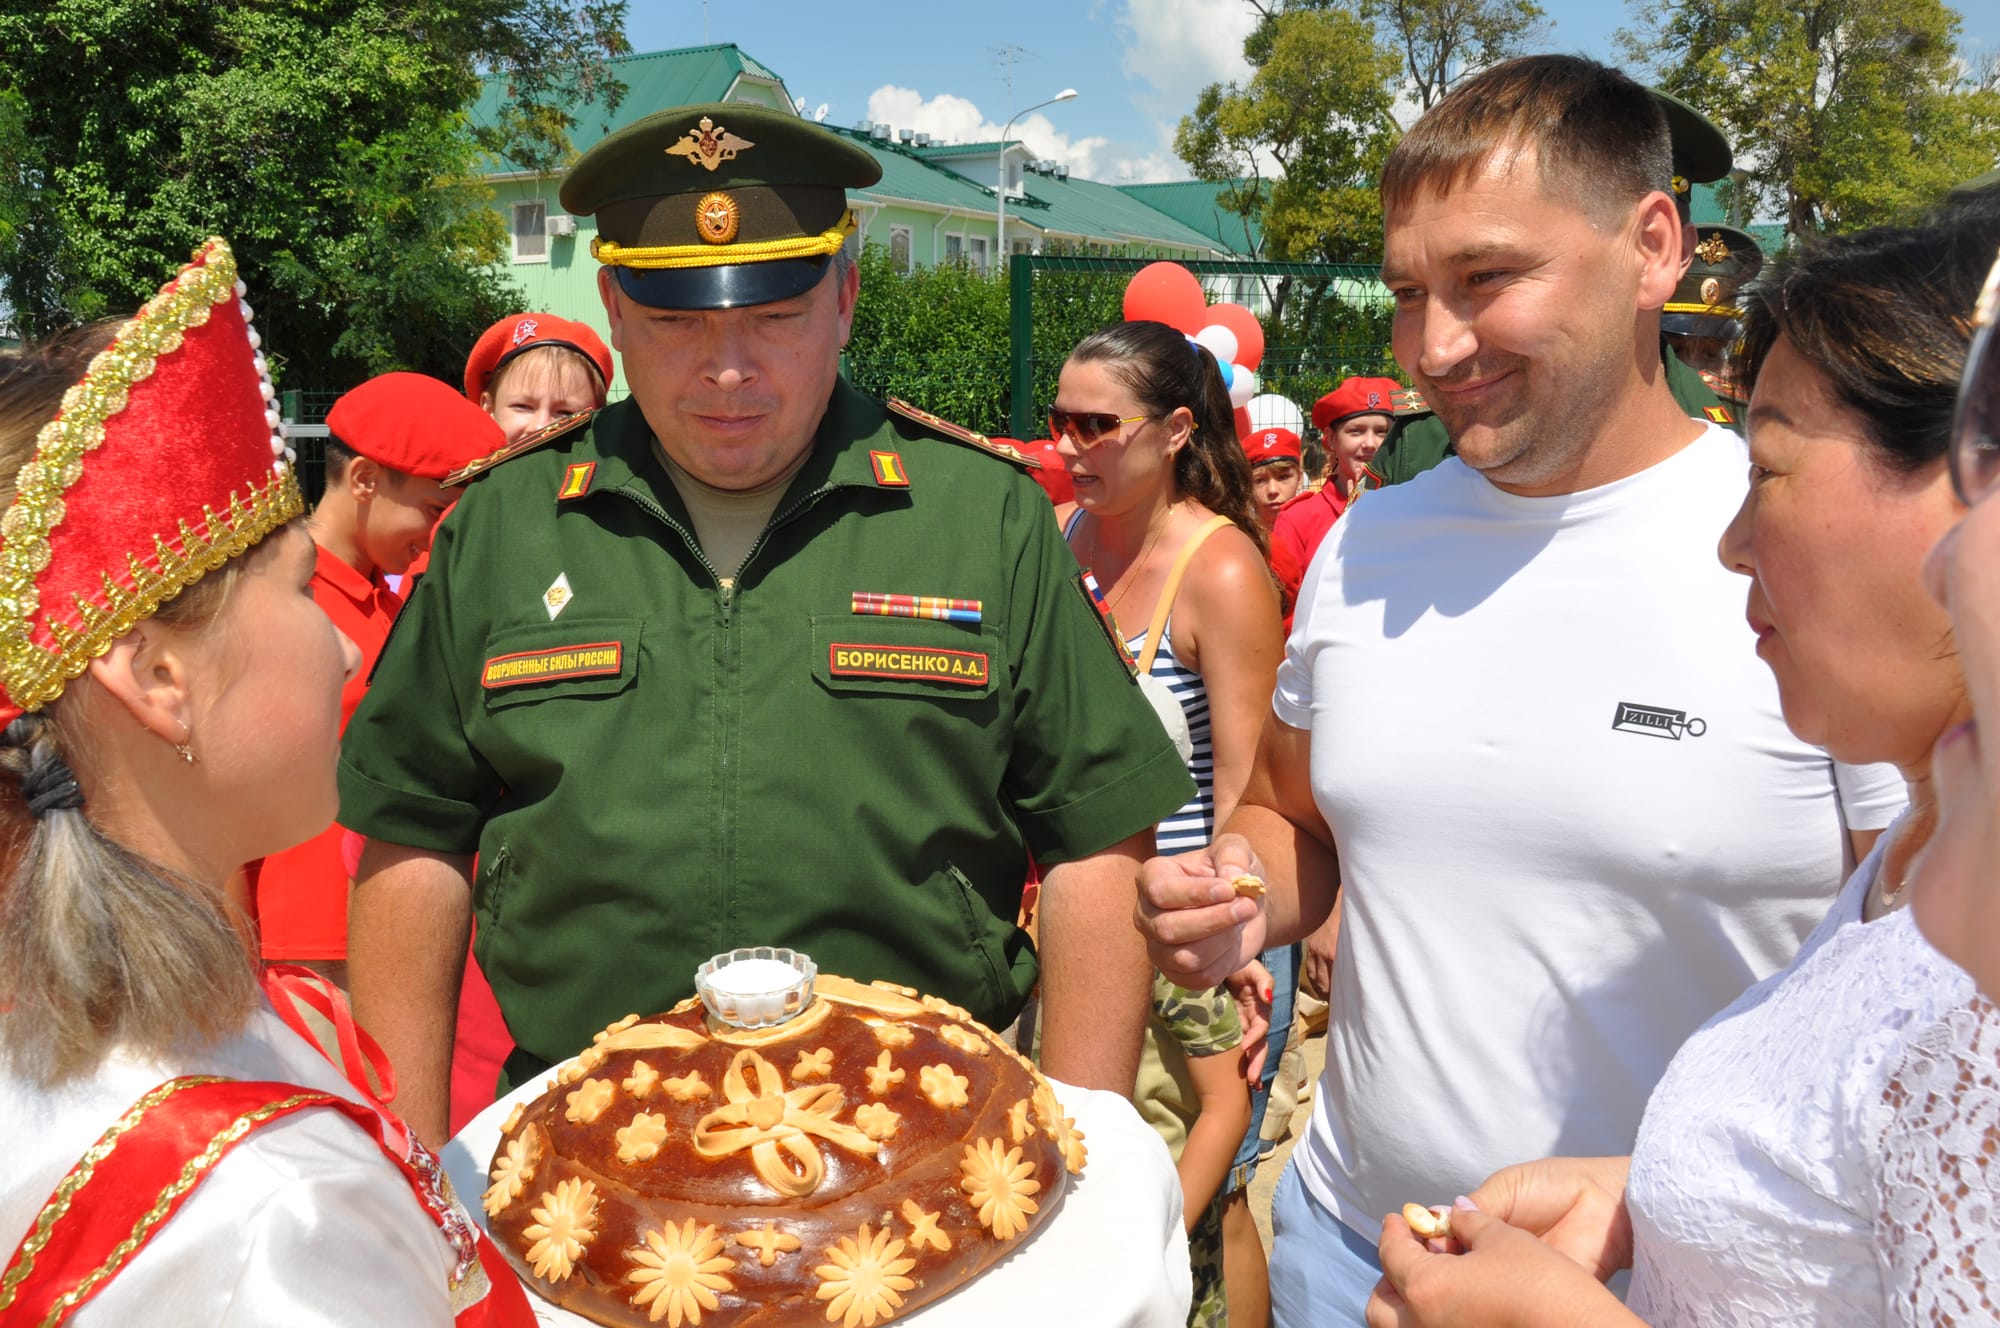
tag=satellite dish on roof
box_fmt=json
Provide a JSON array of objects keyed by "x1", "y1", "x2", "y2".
[{"x1": 814, "y1": 104, "x2": 829, "y2": 123}]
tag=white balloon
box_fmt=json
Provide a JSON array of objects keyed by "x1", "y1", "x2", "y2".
[
  {"x1": 1193, "y1": 324, "x2": 1239, "y2": 365},
  {"x1": 1246, "y1": 393, "x2": 1305, "y2": 434},
  {"x1": 1228, "y1": 366, "x2": 1258, "y2": 409}
]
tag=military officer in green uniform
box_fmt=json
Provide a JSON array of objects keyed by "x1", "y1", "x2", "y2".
[
  {"x1": 1367, "y1": 88, "x2": 1744, "y2": 489},
  {"x1": 1661, "y1": 222, "x2": 1764, "y2": 404},
  {"x1": 339, "y1": 103, "x2": 1194, "y2": 1145}
]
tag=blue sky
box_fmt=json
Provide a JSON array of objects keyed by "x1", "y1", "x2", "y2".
[{"x1": 628, "y1": 0, "x2": 1998, "y2": 183}]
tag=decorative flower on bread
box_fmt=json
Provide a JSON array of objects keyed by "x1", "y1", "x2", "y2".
[
  {"x1": 624, "y1": 1059, "x2": 661, "y2": 1099},
  {"x1": 483, "y1": 1127, "x2": 542, "y2": 1216},
  {"x1": 920, "y1": 994, "x2": 974, "y2": 1024},
  {"x1": 692, "y1": 1048, "x2": 878, "y2": 1197},
  {"x1": 1007, "y1": 1097, "x2": 1034, "y2": 1145},
  {"x1": 523, "y1": 1177, "x2": 600, "y2": 1282},
  {"x1": 566, "y1": 1077, "x2": 616, "y2": 1124},
  {"x1": 918, "y1": 1063, "x2": 969, "y2": 1110},
  {"x1": 939, "y1": 1024, "x2": 990, "y2": 1056},
  {"x1": 627, "y1": 1218, "x2": 735, "y2": 1326},
  {"x1": 617, "y1": 1111, "x2": 671, "y2": 1164},
  {"x1": 815, "y1": 1223, "x2": 917, "y2": 1328},
  {"x1": 791, "y1": 1046, "x2": 833, "y2": 1081},
  {"x1": 868, "y1": 1020, "x2": 915, "y2": 1049},
  {"x1": 853, "y1": 1102, "x2": 901, "y2": 1141},
  {"x1": 664, "y1": 1070, "x2": 712, "y2": 1102},
  {"x1": 1030, "y1": 1079, "x2": 1088, "y2": 1173},
  {"x1": 959, "y1": 1137, "x2": 1040, "y2": 1240}
]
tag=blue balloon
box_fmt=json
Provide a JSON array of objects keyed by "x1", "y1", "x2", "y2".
[{"x1": 1217, "y1": 361, "x2": 1235, "y2": 388}]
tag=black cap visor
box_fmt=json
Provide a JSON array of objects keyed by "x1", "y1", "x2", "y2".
[
  {"x1": 614, "y1": 255, "x2": 833, "y2": 311},
  {"x1": 1661, "y1": 312, "x2": 1742, "y2": 341}
]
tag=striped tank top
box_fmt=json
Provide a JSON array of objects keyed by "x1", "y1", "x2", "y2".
[{"x1": 1065, "y1": 510, "x2": 1217, "y2": 853}]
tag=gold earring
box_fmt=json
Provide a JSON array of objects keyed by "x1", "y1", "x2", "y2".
[{"x1": 174, "y1": 721, "x2": 198, "y2": 764}]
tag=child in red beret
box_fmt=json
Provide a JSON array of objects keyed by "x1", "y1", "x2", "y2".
[
  {"x1": 464, "y1": 312, "x2": 613, "y2": 444},
  {"x1": 252, "y1": 373, "x2": 503, "y2": 990},
  {"x1": 1246, "y1": 426, "x2": 1305, "y2": 530}
]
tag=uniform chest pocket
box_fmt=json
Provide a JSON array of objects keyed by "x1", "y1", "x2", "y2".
[
  {"x1": 811, "y1": 615, "x2": 997, "y2": 700},
  {"x1": 479, "y1": 618, "x2": 642, "y2": 712}
]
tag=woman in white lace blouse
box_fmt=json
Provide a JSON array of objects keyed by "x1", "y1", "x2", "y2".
[{"x1": 1366, "y1": 204, "x2": 2000, "y2": 1328}]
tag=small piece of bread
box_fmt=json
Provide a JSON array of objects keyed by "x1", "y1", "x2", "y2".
[
  {"x1": 1231, "y1": 874, "x2": 1267, "y2": 899},
  {"x1": 1402, "y1": 1203, "x2": 1453, "y2": 1239}
]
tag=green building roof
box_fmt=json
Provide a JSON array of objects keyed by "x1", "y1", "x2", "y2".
[
  {"x1": 472, "y1": 43, "x2": 793, "y2": 172},
  {"x1": 1003, "y1": 169, "x2": 1226, "y2": 253},
  {"x1": 830, "y1": 126, "x2": 1000, "y2": 213},
  {"x1": 1118, "y1": 180, "x2": 1265, "y2": 255}
]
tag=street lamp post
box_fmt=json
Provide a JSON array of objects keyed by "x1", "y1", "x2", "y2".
[{"x1": 996, "y1": 88, "x2": 1077, "y2": 272}]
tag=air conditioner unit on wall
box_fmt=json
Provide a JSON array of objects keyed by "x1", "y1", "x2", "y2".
[{"x1": 547, "y1": 214, "x2": 577, "y2": 238}]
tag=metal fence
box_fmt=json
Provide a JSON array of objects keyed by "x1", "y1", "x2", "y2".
[
  {"x1": 1006, "y1": 255, "x2": 1402, "y2": 442},
  {"x1": 275, "y1": 255, "x2": 1405, "y2": 478}
]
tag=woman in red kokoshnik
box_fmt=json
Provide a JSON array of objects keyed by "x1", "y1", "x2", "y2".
[{"x1": 0, "y1": 240, "x2": 533, "y2": 1327}]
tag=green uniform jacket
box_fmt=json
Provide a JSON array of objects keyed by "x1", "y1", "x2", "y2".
[
  {"x1": 337, "y1": 382, "x2": 1193, "y2": 1077},
  {"x1": 1366, "y1": 345, "x2": 1739, "y2": 487}
]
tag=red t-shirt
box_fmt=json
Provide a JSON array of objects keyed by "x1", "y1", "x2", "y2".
[
  {"x1": 253, "y1": 542, "x2": 402, "y2": 960},
  {"x1": 1269, "y1": 485, "x2": 1348, "y2": 634}
]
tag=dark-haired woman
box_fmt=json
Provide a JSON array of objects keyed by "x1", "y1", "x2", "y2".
[
  {"x1": 1365, "y1": 203, "x2": 2000, "y2": 1328},
  {"x1": 1052, "y1": 319, "x2": 1284, "y2": 1327},
  {"x1": 0, "y1": 241, "x2": 530, "y2": 1325}
]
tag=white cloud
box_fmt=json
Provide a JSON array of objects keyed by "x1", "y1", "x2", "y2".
[
  {"x1": 865, "y1": 84, "x2": 1167, "y2": 179},
  {"x1": 1117, "y1": 0, "x2": 1257, "y2": 108}
]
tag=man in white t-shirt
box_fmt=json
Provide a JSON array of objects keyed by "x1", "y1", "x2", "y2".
[{"x1": 1134, "y1": 55, "x2": 1904, "y2": 1326}]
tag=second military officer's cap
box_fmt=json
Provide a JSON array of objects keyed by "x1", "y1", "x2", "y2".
[
  {"x1": 1650, "y1": 89, "x2": 1732, "y2": 224},
  {"x1": 560, "y1": 102, "x2": 884, "y2": 311},
  {"x1": 326, "y1": 372, "x2": 505, "y2": 480},
  {"x1": 1662, "y1": 224, "x2": 1765, "y2": 341}
]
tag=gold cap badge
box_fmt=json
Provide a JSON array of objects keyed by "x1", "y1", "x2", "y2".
[
  {"x1": 696, "y1": 192, "x2": 741, "y2": 244},
  {"x1": 667, "y1": 116, "x2": 754, "y2": 172},
  {"x1": 1695, "y1": 232, "x2": 1733, "y2": 265}
]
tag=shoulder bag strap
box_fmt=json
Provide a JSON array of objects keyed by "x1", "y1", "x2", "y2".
[{"x1": 1137, "y1": 514, "x2": 1234, "y2": 674}]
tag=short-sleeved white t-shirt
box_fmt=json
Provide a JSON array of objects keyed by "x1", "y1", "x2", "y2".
[{"x1": 1275, "y1": 424, "x2": 1906, "y2": 1234}]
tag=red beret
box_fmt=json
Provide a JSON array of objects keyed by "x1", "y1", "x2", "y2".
[
  {"x1": 326, "y1": 373, "x2": 506, "y2": 480},
  {"x1": 1247, "y1": 427, "x2": 1302, "y2": 464},
  {"x1": 1312, "y1": 377, "x2": 1403, "y2": 431},
  {"x1": 463, "y1": 313, "x2": 614, "y2": 403},
  {"x1": 1012, "y1": 438, "x2": 1074, "y2": 504}
]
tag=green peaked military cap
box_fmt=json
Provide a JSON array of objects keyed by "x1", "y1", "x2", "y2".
[
  {"x1": 1662, "y1": 223, "x2": 1763, "y2": 340},
  {"x1": 1649, "y1": 88, "x2": 1731, "y2": 223},
  {"x1": 560, "y1": 102, "x2": 883, "y2": 310}
]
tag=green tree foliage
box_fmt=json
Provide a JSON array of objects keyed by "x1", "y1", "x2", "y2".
[
  {"x1": 1353, "y1": 0, "x2": 1546, "y2": 113},
  {"x1": 1624, "y1": 0, "x2": 2000, "y2": 234},
  {"x1": 843, "y1": 241, "x2": 1128, "y2": 438},
  {"x1": 1177, "y1": 7, "x2": 1403, "y2": 278},
  {"x1": 0, "y1": 1, "x2": 627, "y2": 384}
]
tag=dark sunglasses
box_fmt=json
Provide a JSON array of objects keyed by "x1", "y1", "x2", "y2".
[
  {"x1": 1951, "y1": 263, "x2": 2000, "y2": 505},
  {"x1": 1047, "y1": 408, "x2": 1156, "y2": 448}
]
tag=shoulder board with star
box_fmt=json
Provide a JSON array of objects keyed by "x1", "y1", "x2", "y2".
[
  {"x1": 1391, "y1": 387, "x2": 1431, "y2": 418},
  {"x1": 442, "y1": 409, "x2": 599, "y2": 488},
  {"x1": 886, "y1": 397, "x2": 1041, "y2": 470}
]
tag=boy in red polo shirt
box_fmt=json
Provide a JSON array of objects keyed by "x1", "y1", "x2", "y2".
[{"x1": 252, "y1": 373, "x2": 503, "y2": 989}]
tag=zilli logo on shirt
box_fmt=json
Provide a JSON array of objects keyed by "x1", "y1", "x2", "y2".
[{"x1": 1611, "y1": 701, "x2": 1707, "y2": 740}]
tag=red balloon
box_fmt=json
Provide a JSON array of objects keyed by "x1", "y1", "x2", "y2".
[
  {"x1": 1123, "y1": 262, "x2": 1208, "y2": 335},
  {"x1": 1207, "y1": 303, "x2": 1265, "y2": 370},
  {"x1": 1234, "y1": 406, "x2": 1254, "y2": 441}
]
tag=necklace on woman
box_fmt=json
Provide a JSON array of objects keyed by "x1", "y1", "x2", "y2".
[{"x1": 1092, "y1": 503, "x2": 1179, "y2": 617}]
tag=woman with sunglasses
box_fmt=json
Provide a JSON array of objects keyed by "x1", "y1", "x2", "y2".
[
  {"x1": 1364, "y1": 202, "x2": 2000, "y2": 1328},
  {"x1": 1051, "y1": 318, "x2": 1284, "y2": 1327},
  {"x1": 0, "y1": 241, "x2": 531, "y2": 1325}
]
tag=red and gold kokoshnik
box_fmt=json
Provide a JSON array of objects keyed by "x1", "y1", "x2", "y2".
[{"x1": 0, "y1": 238, "x2": 302, "y2": 726}]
